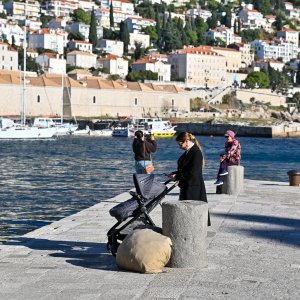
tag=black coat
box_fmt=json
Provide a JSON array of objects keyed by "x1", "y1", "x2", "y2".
[{"x1": 176, "y1": 144, "x2": 207, "y2": 202}]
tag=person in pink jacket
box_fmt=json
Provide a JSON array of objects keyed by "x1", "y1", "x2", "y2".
[{"x1": 214, "y1": 130, "x2": 241, "y2": 186}]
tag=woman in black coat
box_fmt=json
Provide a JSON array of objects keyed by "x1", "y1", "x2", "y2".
[{"x1": 169, "y1": 132, "x2": 210, "y2": 226}]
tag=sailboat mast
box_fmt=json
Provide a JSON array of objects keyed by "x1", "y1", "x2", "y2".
[
  {"x1": 22, "y1": 1, "x2": 27, "y2": 126},
  {"x1": 61, "y1": 70, "x2": 63, "y2": 125}
]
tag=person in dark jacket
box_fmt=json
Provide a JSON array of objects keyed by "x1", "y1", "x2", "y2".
[
  {"x1": 169, "y1": 132, "x2": 210, "y2": 226},
  {"x1": 132, "y1": 130, "x2": 157, "y2": 174}
]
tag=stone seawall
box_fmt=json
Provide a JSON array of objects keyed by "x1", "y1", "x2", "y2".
[{"x1": 175, "y1": 123, "x2": 300, "y2": 138}]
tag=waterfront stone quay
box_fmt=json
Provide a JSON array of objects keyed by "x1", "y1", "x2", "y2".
[{"x1": 0, "y1": 179, "x2": 299, "y2": 300}]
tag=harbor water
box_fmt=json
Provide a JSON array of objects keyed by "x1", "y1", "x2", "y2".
[{"x1": 0, "y1": 135, "x2": 299, "y2": 241}]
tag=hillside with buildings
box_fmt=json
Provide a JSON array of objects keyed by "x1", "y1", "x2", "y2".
[{"x1": 0, "y1": 0, "x2": 299, "y2": 120}]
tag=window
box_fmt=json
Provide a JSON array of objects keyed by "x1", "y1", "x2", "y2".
[
  {"x1": 93, "y1": 96, "x2": 96, "y2": 103},
  {"x1": 135, "y1": 98, "x2": 138, "y2": 105},
  {"x1": 172, "y1": 99, "x2": 174, "y2": 107},
  {"x1": 37, "y1": 95, "x2": 40, "y2": 103}
]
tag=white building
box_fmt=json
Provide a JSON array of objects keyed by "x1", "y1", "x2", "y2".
[
  {"x1": 238, "y1": 9, "x2": 266, "y2": 30},
  {"x1": 124, "y1": 16, "x2": 156, "y2": 33},
  {"x1": 26, "y1": 19, "x2": 42, "y2": 31},
  {"x1": 97, "y1": 54, "x2": 128, "y2": 78},
  {"x1": 132, "y1": 58, "x2": 171, "y2": 82},
  {"x1": 129, "y1": 31, "x2": 150, "y2": 52},
  {"x1": 0, "y1": 42, "x2": 18, "y2": 71},
  {"x1": 98, "y1": 39, "x2": 124, "y2": 57},
  {"x1": 168, "y1": 46, "x2": 227, "y2": 87},
  {"x1": 164, "y1": 11, "x2": 186, "y2": 25},
  {"x1": 112, "y1": 0, "x2": 134, "y2": 15},
  {"x1": 251, "y1": 39, "x2": 299, "y2": 63},
  {"x1": 253, "y1": 59, "x2": 285, "y2": 72},
  {"x1": 228, "y1": 42, "x2": 254, "y2": 67},
  {"x1": 48, "y1": 18, "x2": 68, "y2": 29},
  {"x1": 4, "y1": 0, "x2": 41, "y2": 21},
  {"x1": 67, "y1": 50, "x2": 97, "y2": 69},
  {"x1": 95, "y1": 7, "x2": 131, "y2": 28},
  {"x1": 186, "y1": 8, "x2": 212, "y2": 21},
  {"x1": 78, "y1": 0, "x2": 95, "y2": 12},
  {"x1": 68, "y1": 40, "x2": 93, "y2": 53},
  {"x1": 205, "y1": 25, "x2": 242, "y2": 46},
  {"x1": 43, "y1": 0, "x2": 79, "y2": 17},
  {"x1": 36, "y1": 53, "x2": 66, "y2": 74},
  {"x1": 277, "y1": 28, "x2": 299, "y2": 46},
  {"x1": 28, "y1": 28, "x2": 65, "y2": 55},
  {"x1": 66, "y1": 22, "x2": 103, "y2": 42},
  {"x1": 0, "y1": 19, "x2": 24, "y2": 46}
]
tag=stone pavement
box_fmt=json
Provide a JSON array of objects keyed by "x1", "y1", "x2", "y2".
[{"x1": 0, "y1": 179, "x2": 299, "y2": 300}]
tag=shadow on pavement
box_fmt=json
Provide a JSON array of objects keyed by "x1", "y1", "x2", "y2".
[
  {"x1": 213, "y1": 212, "x2": 300, "y2": 247},
  {"x1": 4, "y1": 237, "x2": 117, "y2": 270}
]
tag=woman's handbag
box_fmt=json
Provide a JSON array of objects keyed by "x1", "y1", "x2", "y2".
[
  {"x1": 145, "y1": 163, "x2": 154, "y2": 173},
  {"x1": 143, "y1": 142, "x2": 154, "y2": 173}
]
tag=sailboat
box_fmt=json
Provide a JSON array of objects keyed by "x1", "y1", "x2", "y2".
[{"x1": 0, "y1": 7, "x2": 56, "y2": 140}]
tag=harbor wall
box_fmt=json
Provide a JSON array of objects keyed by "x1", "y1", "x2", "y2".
[{"x1": 175, "y1": 123, "x2": 300, "y2": 138}]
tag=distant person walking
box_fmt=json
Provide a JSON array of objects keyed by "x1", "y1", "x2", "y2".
[
  {"x1": 132, "y1": 130, "x2": 157, "y2": 174},
  {"x1": 169, "y1": 132, "x2": 210, "y2": 226},
  {"x1": 214, "y1": 129, "x2": 241, "y2": 187}
]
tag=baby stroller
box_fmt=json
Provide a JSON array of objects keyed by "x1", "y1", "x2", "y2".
[{"x1": 107, "y1": 174, "x2": 178, "y2": 256}]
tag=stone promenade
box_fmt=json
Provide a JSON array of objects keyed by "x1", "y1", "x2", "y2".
[{"x1": 0, "y1": 179, "x2": 299, "y2": 300}]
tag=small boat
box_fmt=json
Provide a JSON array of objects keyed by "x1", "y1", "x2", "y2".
[
  {"x1": 112, "y1": 120, "x2": 133, "y2": 137},
  {"x1": 89, "y1": 122, "x2": 113, "y2": 137},
  {"x1": 0, "y1": 118, "x2": 57, "y2": 139},
  {"x1": 129, "y1": 118, "x2": 176, "y2": 138},
  {"x1": 33, "y1": 117, "x2": 78, "y2": 136}
]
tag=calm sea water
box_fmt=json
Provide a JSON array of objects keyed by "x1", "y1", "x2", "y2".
[{"x1": 0, "y1": 135, "x2": 299, "y2": 241}]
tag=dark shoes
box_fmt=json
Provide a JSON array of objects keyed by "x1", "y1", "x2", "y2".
[
  {"x1": 214, "y1": 179, "x2": 224, "y2": 186},
  {"x1": 219, "y1": 170, "x2": 228, "y2": 176}
]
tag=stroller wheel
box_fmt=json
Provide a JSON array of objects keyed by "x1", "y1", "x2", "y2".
[{"x1": 107, "y1": 240, "x2": 120, "y2": 256}]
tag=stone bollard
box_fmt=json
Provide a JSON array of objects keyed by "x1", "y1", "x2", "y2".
[
  {"x1": 162, "y1": 200, "x2": 208, "y2": 268},
  {"x1": 223, "y1": 165, "x2": 244, "y2": 195}
]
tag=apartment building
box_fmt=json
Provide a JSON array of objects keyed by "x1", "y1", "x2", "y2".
[
  {"x1": 98, "y1": 39, "x2": 124, "y2": 57},
  {"x1": 112, "y1": 0, "x2": 134, "y2": 15},
  {"x1": 238, "y1": 9, "x2": 266, "y2": 30},
  {"x1": 0, "y1": 42, "x2": 18, "y2": 71},
  {"x1": 35, "y1": 53, "x2": 66, "y2": 74},
  {"x1": 97, "y1": 54, "x2": 129, "y2": 78},
  {"x1": 28, "y1": 28, "x2": 65, "y2": 54},
  {"x1": 67, "y1": 50, "x2": 97, "y2": 69},
  {"x1": 66, "y1": 22, "x2": 103, "y2": 42},
  {"x1": 251, "y1": 39, "x2": 299, "y2": 63},
  {"x1": 4, "y1": 0, "x2": 41, "y2": 20},
  {"x1": 205, "y1": 25, "x2": 242, "y2": 46},
  {"x1": 68, "y1": 40, "x2": 93, "y2": 54},
  {"x1": 95, "y1": 7, "x2": 130, "y2": 28},
  {"x1": 0, "y1": 19, "x2": 24, "y2": 46},
  {"x1": 132, "y1": 58, "x2": 171, "y2": 82},
  {"x1": 277, "y1": 28, "x2": 299, "y2": 46},
  {"x1": 186, "y1": 8, "x2": 212, "y2": 21},
  {"x1": 124, "y1": 16, "x2": 156, "y2": 33},
  {"x1": 129, "y1": 31, "x2": 150, "y2": 52},
  {"x1": 43, "y1": 0, "x2": 79, "y2": 17},
  {"x1": 253, "y1": 59, "x2": 285, "y2": 72},
  {"x1": 168, "y1": 46, "x2": 227, "y2": 87},
  {"x1": 228, "y1": 42, "x2": 254, "y2": 67}
]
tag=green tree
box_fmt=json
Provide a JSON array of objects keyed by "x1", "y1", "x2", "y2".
[
  {"x1": 134, "y1": 42, "x2": 145, "y2": 60},
  {"x1": 243, "y1": 71, "x2": 270, "y2": 89},
  {"x1": 268, "y1": 66, "x2": 291, "y2": 91},
  {"x1": 296, "y1": 64, "x2": 300, "y2": 85},
  {"x1": 240, "y1": 29, "x2": 263, "y2": 43},
  {"x1": 103, "y1": 27, "x2": 118, "y2": 40},
  {"x1": 110, "y1": 3, "x2": 114, "y2": 27},
  {"x1": 207, "y1": 11, "x2": 218, "y2": 29},
  {"x1": 126, "y1": 70, "x2": 158, "y2": 82},
  {"x1": 119, "y1": 21, "x2": 130, "y2": 53},
  {"x1": 89, "y1": 8, "x2": 98, "y2": 50},
  {"x1": 40, "y1": 13, "x2": 52, "y2": 28},
  {"x1": 68, "y1": 32, "x2": 85, "y2": 41},
  {"x1": 275, "y1": 14, "x2": 283, "y2": 31},
  {"x1": 143, "y1": 26, "x2": 158, "y2": 44},
  {"x1": 71, "y1": 8, "x2": 90, "y2": 24}
]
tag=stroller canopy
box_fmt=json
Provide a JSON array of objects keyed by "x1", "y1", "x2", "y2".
[{"x1": 133, "y1": 174, "x2": 167, "y2": 201}]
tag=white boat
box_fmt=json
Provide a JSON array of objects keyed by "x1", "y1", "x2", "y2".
[
  {"x1": 0, "y1": 118, "x2": 56, "y2": 139},
  {"x1": 0, "y1": 18, "x2": 56, "y2": 140},
  {"x1": 89, "y1": 122, "x2": 113, "y2": 137},
  {"x1": 33, "y1": 117, "x2": 78, "y2": 136},
  {"x1": 112, "y1": 117, "x2": 176, "y2": 138}
]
